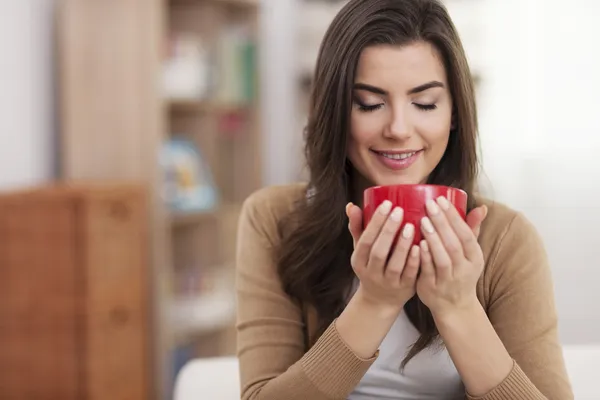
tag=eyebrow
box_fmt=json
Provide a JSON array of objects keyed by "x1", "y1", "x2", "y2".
[{"x1": 353, "y1": 81, "x2": 445, "y2": 95}]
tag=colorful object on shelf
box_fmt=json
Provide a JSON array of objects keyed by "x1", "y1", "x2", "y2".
[
  {"x1": 163, "y1": 33, "x2": 213, "y2": 101},
  {"x1": 160, "y1": 138, "x2": 218, "y2": 213},
  {"x1": 175, "y1": 266, "x2": 205, "y2": 299},
  {"x1": 218, "y1": 111, "x2": 248, "y2": 137}
]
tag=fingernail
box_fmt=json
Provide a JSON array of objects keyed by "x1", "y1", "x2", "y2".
[
  {"x1": 482, "y1": 205, "x2": 489, "y2": 219},
  {"x1": 411, "y1": 245, "x2": 420, "y2": 257},
  {"x1": 420, "y1": 240, "x2": 429, "y2": 252},
  {"x1": 421, "y1": 217, "x2": 435, "y2": 233},
  {"x1": 390, "y1": 207, "x2": 403, "y2": 222},
  {"x1": 402, "y1": 223, "x2": 414, "y2": 238},
  {"x1": 437, "y1": 196, "x2": 450, "y2": 210},
  {"x1": 379, "y1": 200, "x2": 392, "y2": 215},
  {"x1": 426, "y1": 199, "x2": 440, "y2": 215},
  {"x1": 345, "y1": 202, "x2": 353, "y2": 216}
]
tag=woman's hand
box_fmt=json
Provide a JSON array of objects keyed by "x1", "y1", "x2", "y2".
[
  {"x1": 416, "y1": 196, "x2": 488, "y2": 317},
  {"x1": 346, "y1": 200, "x2": 421, "y2": 313}
]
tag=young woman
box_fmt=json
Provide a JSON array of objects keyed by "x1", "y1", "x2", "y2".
[{"x1": 235, "y1": 0, "x2": 572, "y2": 399}]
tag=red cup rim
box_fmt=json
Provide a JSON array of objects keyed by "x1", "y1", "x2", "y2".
[{"x1": 365, "y1": 184, "x2": 467, "y2": 196}]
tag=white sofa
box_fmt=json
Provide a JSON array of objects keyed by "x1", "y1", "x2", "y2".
[{"x1": 174, "y1": 345, "x2": 600, "y2": 400}]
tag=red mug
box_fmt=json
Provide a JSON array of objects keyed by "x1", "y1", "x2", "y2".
[{"x1": 363, "y1": 184, "x2": 468, "y2": 246}]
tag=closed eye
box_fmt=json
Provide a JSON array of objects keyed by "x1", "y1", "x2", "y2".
[
  {"x1": 414, "y1": 103, "x2": 437, "y2": 111},
  {"x1": 354, "y1": 100, "x2": 383, "y2": 113}
]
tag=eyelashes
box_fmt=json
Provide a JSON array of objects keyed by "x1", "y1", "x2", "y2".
[
  {"x1": 353, "y1": 100, "x2": 438, "y2": 113},
  {"x1": 356, "y1": 103, "x2": 383, "y2": 112},
  {"x1": 414, "y1": 103, "x2": 437, "y2": 111}
]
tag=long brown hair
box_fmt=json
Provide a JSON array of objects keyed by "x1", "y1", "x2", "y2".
[{"x1": 276, "y1": 0, "x2": 479, "y2": 368}]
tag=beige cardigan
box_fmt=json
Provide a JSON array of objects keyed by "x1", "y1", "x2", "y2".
[{"x1": 235, "y1": 184, "x2": 573, "y2": 400}]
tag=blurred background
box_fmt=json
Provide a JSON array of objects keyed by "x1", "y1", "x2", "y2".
[{"x1": 0, "y1": 0, "x2": 598, "y2": 399}]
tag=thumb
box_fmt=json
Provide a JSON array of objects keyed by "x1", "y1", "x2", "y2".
[
  {"x1": 346, "y1": 202, "x2": 363, "y2": 247},
  {"x1": 466, "y1": 205, "x2": 488, "y2": 238}
]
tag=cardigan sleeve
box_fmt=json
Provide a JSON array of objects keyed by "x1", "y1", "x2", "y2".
[
  {"x1": 235, "y1": 189, "x2": 377, "y2": 400},
  {"x1": 467, "y1": 213, "x2": 573, "y2": 400}
]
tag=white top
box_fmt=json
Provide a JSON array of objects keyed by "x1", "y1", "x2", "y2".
[{"x1": 347, "y1": 281, "x2": 465, "y2": 400}]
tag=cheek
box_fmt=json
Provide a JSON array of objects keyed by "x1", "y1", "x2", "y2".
[
  {"x1": 349, "y1": 111, "x2": 384, "y2": 149},
  {"x1": 416, "y1": 111, "x2": 452, "y2": 147},
  {"x1": 423, "y1": 125, "x2": 450, "y2": 148}
]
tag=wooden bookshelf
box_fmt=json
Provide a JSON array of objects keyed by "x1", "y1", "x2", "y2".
[
  {"x1": 171, "y1": 0, "x2": 259, "y2": 6},
  {"x1": 57, "y1": 0, "x2": 261, "y2": 399},
  {"x1": 170, "y1": 209, "x2": 219, "y2": 227},
  {"x1": 168, "y1": 100, "x2": 215, "y2": 114},
  {"x1": 169, "y1": 99, "x2": 252, "y2": 115}
]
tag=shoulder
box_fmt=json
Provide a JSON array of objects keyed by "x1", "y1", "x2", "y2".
[
  {"x1": 239, "y1": 183, "x2": 309, "y2": 243},
  {"x1": 474, "y1": 194, "x2": 549, "y2": 298},
  {"x1": 242, "y1": 182, "x2": 308, "y2": 218},
  {"x1": 474, "y1": 194, "x2": 541, "y2": 254}
]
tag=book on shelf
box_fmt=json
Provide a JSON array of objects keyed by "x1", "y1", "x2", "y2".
[{"x1": 215, "y1": 23, "x2": 257, "y2": 106}]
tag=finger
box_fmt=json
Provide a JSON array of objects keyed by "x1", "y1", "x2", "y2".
[
  {"x1": 385, "y1": 222, "x2": 414, "y2": 279},
  {"x1": 437, "y1": 197, "x2": 484, "y2": 261},
  {"x1": 421, "y1": 216, "x2": 453, "y2": 281},
  {"x1": 425, "y1": 199, "x2": 464, "y2": 265},
  {"x1": 419, "y1": 240, "x2": 435, "y2": 283},
  {"x1": 368, "y1": 207, "x2": 403, "y2": 276},
  {"x1": 351, "y1": 200, "x2": 392, "y2": 270},
  {"x1": 346, "y1": 203, "x2": 363, "y2": 247},
  {"x1": 401, "y1": 245, "x2": 420, "y2": 284}
]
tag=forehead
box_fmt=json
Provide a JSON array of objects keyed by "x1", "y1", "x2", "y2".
[{"x1": 355, "y1": 42, "x2": 448, "y2": 88}]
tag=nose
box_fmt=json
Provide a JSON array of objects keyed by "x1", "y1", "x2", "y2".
[{"x1": 384, "y1": 107, "x2": 411, "y2": 140}]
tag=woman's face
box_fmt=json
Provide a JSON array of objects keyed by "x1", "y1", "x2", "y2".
[{"x1": 348, "y1": 41, "x2": 453, "y2": 186}]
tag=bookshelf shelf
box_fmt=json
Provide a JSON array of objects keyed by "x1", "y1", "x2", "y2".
[
  {"x1": 168, "y1": 99, "x2": 252, "y2": 115},
  {"x1": 170, "y1": 209, "x2": 219, "y2": 228},
  {"x1": 171, "y1": 0, "x2": 259, "y2": 7},
  {"x1": 168, "y1": 99, "x2": 213, "y2": 114}
]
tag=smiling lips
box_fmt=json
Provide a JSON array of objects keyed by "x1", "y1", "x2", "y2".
[{"x1": 371, "y1": 149, "x2": 423, "y2": 170}]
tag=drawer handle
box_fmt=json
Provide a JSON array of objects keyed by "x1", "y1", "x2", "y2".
[
  {"x1": 110, "y1": 307, "x2": 130, "y2": 325},
  {"x1": 109, "y1": 202, "x2": 130, "y2": 221}
]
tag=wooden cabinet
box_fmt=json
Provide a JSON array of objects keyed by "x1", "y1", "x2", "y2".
[{"x1": 0, "y1": 184, "x2": 150, "y2": 400}]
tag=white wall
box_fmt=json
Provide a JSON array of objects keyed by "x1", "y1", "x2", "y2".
[
  {"x1": 478, "y1": 0, "x2": 600, "y2": 344},
  {"x1": 0, "y1": 1, "x2": 56, "y2": 190}
]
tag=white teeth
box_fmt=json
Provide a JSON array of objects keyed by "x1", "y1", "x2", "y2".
[{"x1": 381, "y1": 151, "x2": 416, "y2": 160}]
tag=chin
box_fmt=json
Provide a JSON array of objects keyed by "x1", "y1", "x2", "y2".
[{"x1": 371, "y1": 173, "x2": 423, "y2": 187}]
